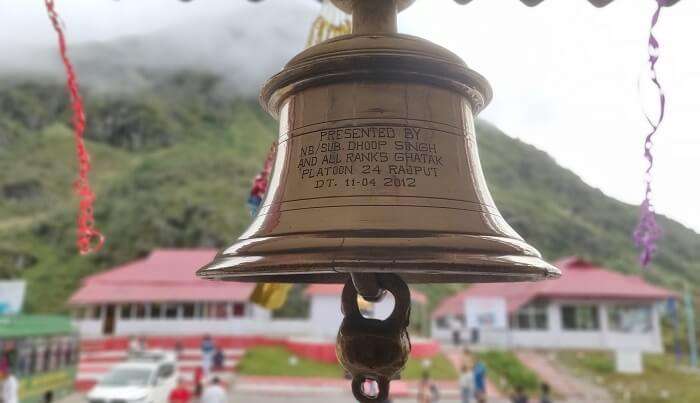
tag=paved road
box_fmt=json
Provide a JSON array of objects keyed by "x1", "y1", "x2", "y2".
[
  {"x1": 59, "y1": 391, "x2": 468, "y2": 403},
  {"x1": 228, "y1": 392, "x2": 466, "y2": 402}
]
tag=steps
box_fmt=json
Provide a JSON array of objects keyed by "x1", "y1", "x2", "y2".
[{"x1": 76, "y1": 343, "x2": 245, "y2": 391}]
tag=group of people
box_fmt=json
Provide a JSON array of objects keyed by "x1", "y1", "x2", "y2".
[
  {"x1": 127, "y1": 335, "x2": 230, "y2": 403},
  {"x1": 455, "y1": 354, "x2": 552, "y2": 403},
  {"x1": 199, "y1": 335, "x2": 225, "y2": 375},
  {"x1": 169, "y1": 335, "x2": 230, "y2": 403},
  {"x1": 416, "y1": 358, "x2": 487, "y2": 403},
  {"x1": 458, "y1": 359, "x2": 488, "y2": 403},
  {"x1": 169, "y1": 376, "x2": 228, "y2": 403}
]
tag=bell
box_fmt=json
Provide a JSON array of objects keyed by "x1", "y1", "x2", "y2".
[{"x1": 197, "y1": 0, "x2": 560, "y2": 285}]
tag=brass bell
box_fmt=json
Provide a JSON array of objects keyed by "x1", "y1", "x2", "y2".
[{"x1": 197, "y1": 0, "x2": 560, "y2": 284}]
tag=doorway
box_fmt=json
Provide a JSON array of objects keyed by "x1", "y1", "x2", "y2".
[{"x1": 103, "y1": 305, "x2": 116, "y2": 335}]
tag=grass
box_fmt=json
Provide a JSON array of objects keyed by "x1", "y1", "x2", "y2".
[
  {"x1": 556, "y1": 351, "x2": 700, "y2": 403},
  {"x1": 236, "y1": 346, "x2": 458, "y2": 380},
  {"x1": 403, "y1": 353, "x2": 458, "y2": 380},
  {"x1": 237, "y1": 346, "x2": 344, "y2": 378},
  {"x1": 476, "y1": 350, "x2": 540, "y2": 393}
]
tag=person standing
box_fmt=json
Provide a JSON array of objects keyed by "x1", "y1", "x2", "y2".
[
  {"x1": 473, "y1": 359, "x2": 487, "y2": 403},
  {"x1": 193, "y1": 366, "x2": 204, "y2": 399},
  {"x1": 169, "y1": 378, "x2": 192, "y2": 403},
  {"x1": 510, "y1": 385, "x2": 529, "y2": 403},
  {"x1": 174, "y1": 340, "x2": 184, "y2": 360},
  {"x1": 213, "y1": 348, "x2": 225, "y2": 371},
  {"x1": 1, "y1": 368, "x2": 19, "y2": 403},
  {"x1": 539, "y1": 383, "x2": 552, "y2": 403},
  {"x1": 201, "y1": 377, "x2": 227, "y2": 403},
  {"x1": 128, "y1": 336, "x2": 141, "y2": 357},
  {"x1": 200, "y1": 334, "x2": 215, "y2": 376},
  {"x1": 417, "y1": 372, "x2": 440, "y2": 403},
  {"x1": 459, "y1": 365, "x2": 474, "y2": 403}
]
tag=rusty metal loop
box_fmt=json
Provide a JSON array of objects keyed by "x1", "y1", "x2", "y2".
[
  {"x1": 338, "y1": 274, "x2": 412, "y2": 403},
  {"x1": 352, "y1": 375, "x2": 390, "y2": 402},
  {"x1": 351, "y1": 273, "x2": 385, "y2": 302},
  {"x1": 341, "y1": 273, "x2": 410, "y2": 328}
]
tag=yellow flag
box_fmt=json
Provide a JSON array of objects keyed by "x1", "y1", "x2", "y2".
[
  {"x1": 249, "y1": 283, "x2": 294, "y2": 310},
  {"x1": 306, "y1": 0, "x2": 352, "y2": 47}
]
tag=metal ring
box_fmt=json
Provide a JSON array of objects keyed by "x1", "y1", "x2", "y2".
[
  {"x1": 351, "y1": 375, "x2": 390, "y2": 402},
  {"x1": 341, "y1": 273, "x2": 410, "y2": 328},
  {"x1": 351, "y1": 273, "x2": 385, "y2": 302}
]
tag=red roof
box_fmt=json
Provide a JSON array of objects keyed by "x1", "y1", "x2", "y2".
[
  {"x1": 432, "y1": 256, "x2": 676, "y2": 318},
  {"x1": 305, "y1": 284, "x2": 428, "y2": 305},
  {"x1": 69, "y1": 249, "x2": 255, "y2": 305}
]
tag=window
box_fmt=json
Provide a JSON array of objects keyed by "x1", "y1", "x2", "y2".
[
  {"x1": 63, "y1": 342, "x2": 73, "y2": 367},
  {"x1": 92, "y1": 305, "x2": 103, "y2": 320},
  {"x1": 42, "y1": 345, "x2": 51, "y2": 372},
  {"x1": 232, "y1": 303, "x2": 246, "y2": 318},
  {"x1": 183, "y1": 303, "x2": 196, "y2": 319},
  {"x1": 151, "y1": 304, "x2": 162, "y2": 319},
  {"x1": 435, "y1": 317, "x2": 449, "y2": 329},
  {"x1": 29, "y1": 347, "x2": 38, "y2": 374},
  {"x1": 561, "y1": 305, "x2": 600, "y2": 330},
  {"x1": 157, "y1": 363, "x2": 175, "y2": 379},
  {"x1": 511, "y1": 302, "x2": 548, "y2": 330},
  {"x1": 209, "y1": 303, "x2": 228, "y2": 319},
  {"x1": 120, "y1": 304, "x2": 133, "y2": 320},
  {"x1": 608, "y1": 305, "x2": 653, "y2": 333},
  {"x1": 62, "y1": 337, "x2": 78, "y2": 366},
  {"x1": 99, "y1": 368, "x2": 153, "y2": 388},
  {"x1": 17, "y1": 341, "x2": 32, "y2": 376},
  {"x1": 51, "y1": 341, "x2": 61, "y2": 370},
  {"x1": 135, "y1": 304, "x2": 147, "y2": 319},
  {"x1": 164, "y1": 304, "x2": 179, "y2": 319},
  {"x1": 195, "y1": 303, "x2": 205, "y2": 319}
]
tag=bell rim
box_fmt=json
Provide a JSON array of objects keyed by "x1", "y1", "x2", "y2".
[
  {"x1": 197, "y1": 253, "x2": 561, "y2": 284},
  {"x1": 197, "y1": 232, "x2": 561, "y2": 284}
]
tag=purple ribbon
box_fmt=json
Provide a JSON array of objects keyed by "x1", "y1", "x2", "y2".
[{"x1": 633, "y1": 0, "x2": 667, "y2": 267}]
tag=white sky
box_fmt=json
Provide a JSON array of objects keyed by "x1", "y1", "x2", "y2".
[{"x1": 1, "y1": 0, "x2": 698, "y2": 233}]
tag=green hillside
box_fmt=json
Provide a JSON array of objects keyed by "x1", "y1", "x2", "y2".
[{"x1": 1, "y1": 73, "x2": 699, "y2": 314}]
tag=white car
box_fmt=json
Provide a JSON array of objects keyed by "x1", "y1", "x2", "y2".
[{"x1": 87, "y1": 351, "x2": 178, "y2": 403}]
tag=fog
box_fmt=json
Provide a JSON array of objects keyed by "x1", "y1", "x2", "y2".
[{"x1": 0, "y1": 0, "x2": 317, "y2": 95}]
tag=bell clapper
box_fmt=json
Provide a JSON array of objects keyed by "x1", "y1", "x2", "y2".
[{"x1": 337, "y1": 274, "x2": 411, "y2": 403}]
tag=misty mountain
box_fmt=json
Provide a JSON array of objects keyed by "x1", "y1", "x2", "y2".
[{"x1": 1, "y1": 0, "x2": 316, "y2": 95}]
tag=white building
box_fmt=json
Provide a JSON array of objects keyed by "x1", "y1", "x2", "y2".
[
  {"x1": 431, "y1": 257, "x2": 675, "y2": 353},
  {"x1": 69, "y1": 249, "x2": 282, "y2": 337}
]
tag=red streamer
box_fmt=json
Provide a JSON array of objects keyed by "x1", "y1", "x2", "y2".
[
  {"x1": 45, "y1": 0, "x2": 104, "y2": 254},
  {"x1": 247, "y1": 143, "x2": 277, "y2": 215}
]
